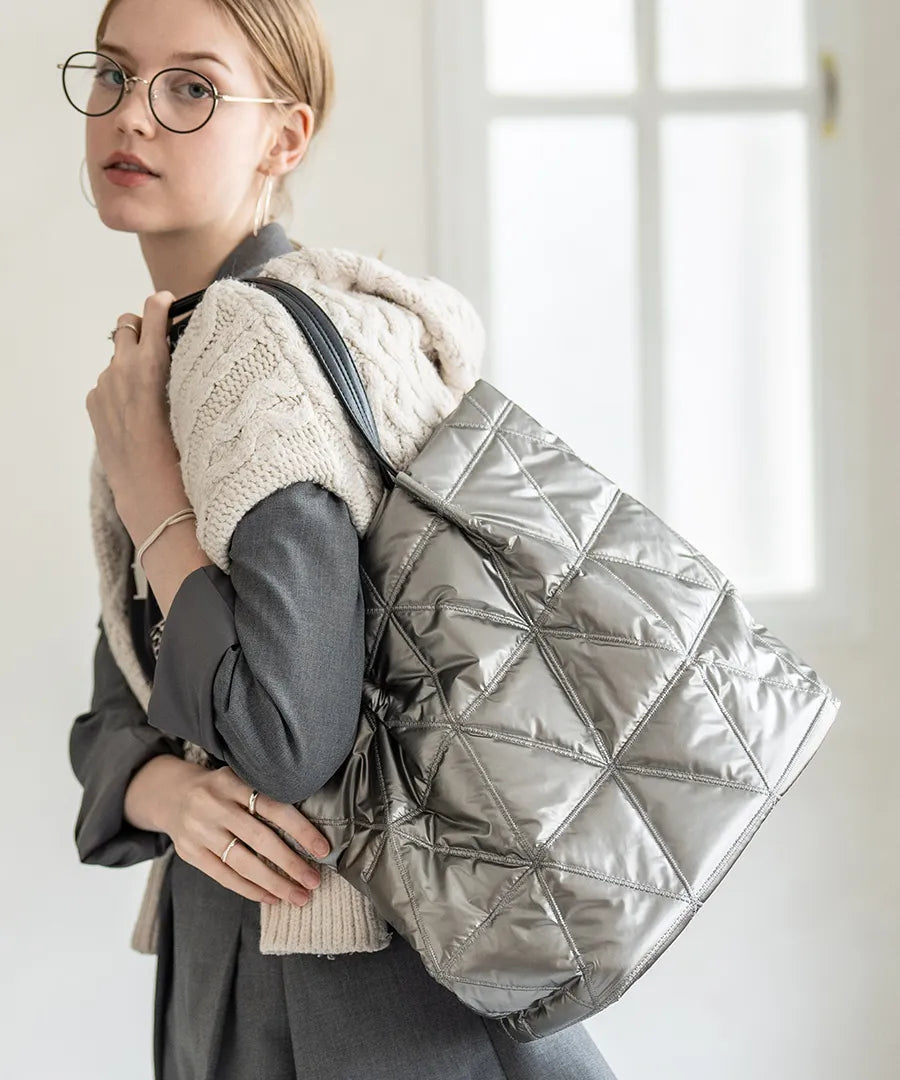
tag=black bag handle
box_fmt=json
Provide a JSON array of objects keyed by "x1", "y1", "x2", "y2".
[{"x1": 166, "y1": 277, "x2": 398, "y2": 489}]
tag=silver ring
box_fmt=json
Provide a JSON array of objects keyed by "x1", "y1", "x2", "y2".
[
  {"x1": 249, "y1": 789, "x2": 259, "y2": 816},
  {"x1": 221, "y1": 836, "x2": 239, "y2": 864},
  {"x1": 108, "y1": 322, "x2": 140, "y2": 341}
]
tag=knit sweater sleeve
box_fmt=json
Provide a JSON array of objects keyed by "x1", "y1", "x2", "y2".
[
  {"x1": 68, "y1": 619, "x2": 183, "y2": 867},
  {"x1": 145, "y1": 479, "x2": 365, "y2": 805}
]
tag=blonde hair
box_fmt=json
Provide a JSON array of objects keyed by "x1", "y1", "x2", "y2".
[{"x1": 94, "y1": 0, "x2": 335, "y2": 241}]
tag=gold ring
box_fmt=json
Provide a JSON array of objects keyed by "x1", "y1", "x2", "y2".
[
  {"x1": 249, "y1": 789, "x2": 259, "y2": 816},
  {"x1": 108, "y1": 322, "x2": 140, "y2": 341},
  {"x1": 221, "y1": 836, "x2": 239, "y2": 864}
]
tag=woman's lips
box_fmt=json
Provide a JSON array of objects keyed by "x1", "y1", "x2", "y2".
[{"x1": 104, "y1": 166, "x2": 160, "y2": 187}]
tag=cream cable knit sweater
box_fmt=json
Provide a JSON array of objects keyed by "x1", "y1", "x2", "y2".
[{"x1": 89, "y1": 241, "x2": 485, "y2": 957}]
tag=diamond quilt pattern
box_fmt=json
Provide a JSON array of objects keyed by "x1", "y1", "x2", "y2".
[{"x1": 297, "y1": 378, "x2": 841, "y2": 1042}]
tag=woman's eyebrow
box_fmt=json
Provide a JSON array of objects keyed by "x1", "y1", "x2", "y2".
[{"x1": 96, "y1": 41, "x2": 233, "y2": 73}]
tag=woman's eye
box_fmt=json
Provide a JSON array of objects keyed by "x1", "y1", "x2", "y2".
[
  {"x1": 96, "y1": 66, "x2": 123, "y2": 87},
  {"x1": 174, "y1": 80, "x2": 213, "y2": 100}
]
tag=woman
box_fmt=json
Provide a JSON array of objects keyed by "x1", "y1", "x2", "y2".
[{"x1": 66, "y1": 1, "x2": 621, "y2": 1077}]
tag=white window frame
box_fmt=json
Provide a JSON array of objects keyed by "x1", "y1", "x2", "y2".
[{"x1": 425, "y1": 0, "x2": 869, "y2": 647}]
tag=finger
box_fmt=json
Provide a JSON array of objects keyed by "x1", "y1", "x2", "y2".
[
  {"x1": 111, "y1": 313, "x2": 142, "y2": 358},
  {"x1": 190, "y1": 843, "x2": 285, "y2": 905},
  {"x1": 215, "y1": 834, "x2": 313, "y2": 906},
  {"x1": 252, "y1": 789, "x2": 332, "y2": 860},
  {"x1": 143, "y1": 290, "x2": 176, "y2": 341},
  {"x1": 222, "y1": 802, "x2": 323, "y2": 892},
  {"x1": 218, "y1": 770, "x2": 331, "y2": 859}
]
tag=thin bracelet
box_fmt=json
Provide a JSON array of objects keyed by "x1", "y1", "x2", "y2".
[{"x1": 132, "y1": 507, "x2": 197, "y2": 601}]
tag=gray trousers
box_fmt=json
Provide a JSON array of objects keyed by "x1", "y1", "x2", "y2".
[{"x1": 154, "y1": 853, "x2": 619, "y2": 1080}]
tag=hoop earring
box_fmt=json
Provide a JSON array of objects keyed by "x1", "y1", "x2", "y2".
[
  {"x1": 80, "y1": 157, "x2": 97, "y2": 209},
  {"x1": 253, "y1": 173, "x2": 274, "y2": 237}
]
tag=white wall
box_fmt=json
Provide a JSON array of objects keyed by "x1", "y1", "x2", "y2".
[{"x1": 0, "y1": 2, "x2": 894, "y2": 1078}]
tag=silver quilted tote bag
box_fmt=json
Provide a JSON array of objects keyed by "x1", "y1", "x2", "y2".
[{"x1": 175, "y1": 278, "x2": 842, "y2": 1042}]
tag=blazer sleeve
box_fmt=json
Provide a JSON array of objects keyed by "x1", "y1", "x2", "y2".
[
  {"x1": 69, "y1": 620, "x2": 184, "y2": 867},
  {"x1": 145, "y1": 480, "x2": 365, "y2": 806}
]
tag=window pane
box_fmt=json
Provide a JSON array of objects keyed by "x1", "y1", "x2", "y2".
[
  {"x1": 660, "y1": 113, "x2": 814, "y2": 596},
  {"x1": 658, "y1": 0, "x2": 806, "y2": 89},
  {"x1": 488, "y1": 117, "x2": 641, "y2": 493},
  {"x1": 485, "y1": 0, "x2": 636, "y2": 95}
]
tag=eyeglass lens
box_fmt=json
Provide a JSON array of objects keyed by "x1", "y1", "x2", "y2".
[{"x1": 62, "y1": 51, "x2": 216, "y2": 132}]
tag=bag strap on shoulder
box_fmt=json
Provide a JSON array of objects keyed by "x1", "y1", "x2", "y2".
[{"x1": 167, "y1": 277, "x2": 398, "y2": 489}]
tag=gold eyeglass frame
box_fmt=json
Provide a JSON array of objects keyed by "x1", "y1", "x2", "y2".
[{"x1": 57, "y1": 50, "x2": 294, "y2": 133}]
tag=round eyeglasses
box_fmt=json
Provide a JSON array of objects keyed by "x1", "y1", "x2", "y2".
[{"x1": 57, "y1": 50, "x2": 294, "y2": 134}]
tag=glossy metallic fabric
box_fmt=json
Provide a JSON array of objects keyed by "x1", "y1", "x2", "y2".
[{"x1": 297, "y1": 378, "x2": 841, "y2": 1042}]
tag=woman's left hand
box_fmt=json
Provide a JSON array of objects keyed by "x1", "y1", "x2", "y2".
[{"x1": 86, "y1": 290, "x2": 182, "y2": 507}]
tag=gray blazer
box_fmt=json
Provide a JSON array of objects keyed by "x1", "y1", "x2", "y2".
[{"x1": 69, "y1": 223, "x2": 366, "y2": 866}]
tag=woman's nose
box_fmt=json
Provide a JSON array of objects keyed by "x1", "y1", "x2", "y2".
[{"x1": 114, "y1": 80, "x2": 157, "y2": 132}]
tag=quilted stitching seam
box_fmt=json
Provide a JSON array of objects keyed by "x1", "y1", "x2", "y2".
[{"x1": 348, "y1": 379, "x2": 840, "y2": 1032}]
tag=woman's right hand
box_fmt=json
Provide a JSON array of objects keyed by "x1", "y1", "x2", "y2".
[{"x1": 164, "y1": 762, "x2": 330, "y2": 907}]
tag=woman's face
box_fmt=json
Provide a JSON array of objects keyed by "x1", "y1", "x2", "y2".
[{"x1": 85, "y1": 0, "x2": 297, "y2": 235}]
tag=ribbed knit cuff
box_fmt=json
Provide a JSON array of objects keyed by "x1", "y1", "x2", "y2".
[{"x1": 258, "y1": 864, "x2": 393, "y2": 956}]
